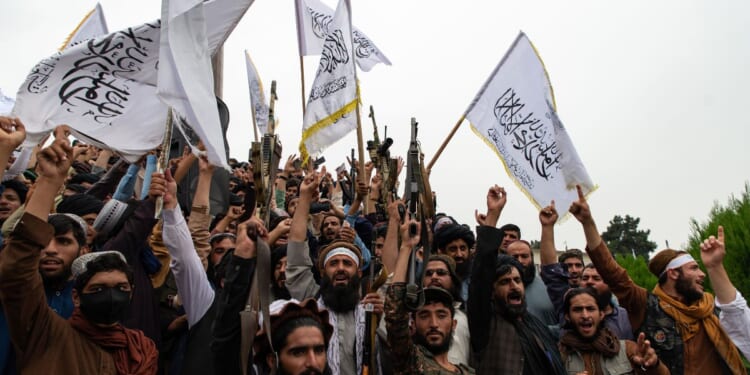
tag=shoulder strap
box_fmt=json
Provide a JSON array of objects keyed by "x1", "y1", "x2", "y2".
[{"x1": 240, "y1": 239, "x2": 273, "y2": 375}]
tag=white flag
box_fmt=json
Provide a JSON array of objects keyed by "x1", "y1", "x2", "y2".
[
  {"x1": 465, "y1": 31, "x2": 595, "y2": 220},
  {"x1": 245, "y1": 50, "x2": 269, "y2": 135},
  {"x1": 12, "y1": 0, "x2": 254, "y2": 165},
  {"x1": 157, "y1": 0, "x2": 227, "y2": 168},
  {"x1": 299, "y1": 0, "x2": 358, "y2": 163},
  {"x1": 0, "y1": 89, "x2": 14, "y2": 116},
  {"x1": 295, "y1": 0, "x2": 390, "y2": 72},
  {"x1": 60, "y1": 3, "x2": 109, "y2": 50}
]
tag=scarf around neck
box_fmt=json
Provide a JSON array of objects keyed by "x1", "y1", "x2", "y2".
[
  {"x1": 652, "y1": 284, "x2": 745, "y2": 375},
  {"x1": 560, "y1": 327, "x2": 620, "y2": 375},
  {"x1": 69, "y1": 309, "x2": 158, "y2": 375}
]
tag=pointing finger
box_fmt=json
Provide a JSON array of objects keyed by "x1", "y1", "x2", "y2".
[
  {"x1": 576, "y1": 184, "x2": 584, "y2": 200},
  {"x1": 718, "y1": 225, "x2": 724, "y2": 244}
]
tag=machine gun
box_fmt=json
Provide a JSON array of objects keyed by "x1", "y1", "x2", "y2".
[
  {"x1": 241, "y1": 81, "x2": 281, "y2": 375},
  {"x1": 366, "y1": 106, "x2": 398, "y2": 217}
]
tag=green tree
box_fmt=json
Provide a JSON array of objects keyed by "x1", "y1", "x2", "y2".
[
  {"x1": 614, "y1": 254, "x2": 657, "y2": 291},
  {"x1": 601, "y1": 215, "x2": 657, "y2": 257},
  {"x1": 687, "y1": 183, "x2": 750, "y2": 299}
]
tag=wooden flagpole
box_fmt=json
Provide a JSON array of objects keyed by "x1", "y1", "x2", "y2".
[
  {"x1": 426, "y1": 115, "x2": 465, "y2": 171},
  {"x1": 299, "y1": 56, "x2": 307, "y2": 115}
]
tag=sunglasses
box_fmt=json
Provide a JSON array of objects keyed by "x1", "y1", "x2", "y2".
[{"x1": 425, "y1": 269, "x2": 449, "y2": 277}]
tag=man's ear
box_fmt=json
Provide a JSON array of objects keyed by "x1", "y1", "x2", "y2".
[
  {"x1": 667, "y1": 268, "x2": 680, "y2": 281},
  {"x1": 451, "y1": 318, "x2": 457, "y2": 332},
  {"x1": 72, "y1": 289, "x2": 80, "y2": 307}
]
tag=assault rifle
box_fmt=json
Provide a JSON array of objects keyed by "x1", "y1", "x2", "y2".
[
  {"x1": 366, "y1": 106, "x2": 397, "y2": 217},
  {"x1": 242, "y1": 81, "x2": 281, "y2": 375},
  {"x1": 403, "y1": 117, "x2": 435, "y2": 311}
]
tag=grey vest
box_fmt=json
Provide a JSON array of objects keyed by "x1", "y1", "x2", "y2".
[{"x1": 563, "y1": 340, "x2": 633, "y2": 374}]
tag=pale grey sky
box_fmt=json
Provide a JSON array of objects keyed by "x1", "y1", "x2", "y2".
[{"x1": 1, "y1": 0, "x2": 749, "y2": 253}]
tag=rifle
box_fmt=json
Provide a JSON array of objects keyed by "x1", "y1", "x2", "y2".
[
  {"x1": 242, "y1": 81, "x2": 281, "y2": 375},
  {"x1": 367, "y1": 106, "x2": 397, "y2": 217},
  {"x1": 403, "y1": 117, "x2": 428, "y2": 311},
  {"x1": 362, "y1": 249, "x2": 387, "y2": 375}
]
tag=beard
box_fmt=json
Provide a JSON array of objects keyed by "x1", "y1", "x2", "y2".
[
  {"x1": 320, "y1": 273, "x2": 361, "y2": 313},
  {"x1": 675, "y1": 274, "x2": 703, "y2": 305},
  {"x1": 272, "y1": 283, "x2": 292, "y2": 300},
  {"x1": 521, "y1": 262, "x2": 536, "y2": 285},
  {"x1": 455, "y1": 260, "x2": 471, "y2": 279},
  {"x1": 277, "y1": 366, "x2": 326, "y2": 375},
  {"x1": 494, "y1": 291, "x2": 526, "y2": 320},
  {"x1": 40, "y1": 263, "x2": 72, "y2": 289},
  {"x1": 414, "y1": 329, "x2": 453, "y2": 355}
]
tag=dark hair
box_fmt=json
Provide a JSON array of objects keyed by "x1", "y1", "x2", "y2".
[
  {"x1": 64, "y1": 184, "x2": 88, "y2": 195},
  {"x1": 74, "y1": 253, "x2": 134, "y2": 293},
  {"x1": 322, "y1": 213, "x2": 342, "y2": 225},
  {"x1": 48, "y1": 214, "x2": 86, "y2": 247},
  {"x1": 584, "y1": 262, "x2": 596, "y2": 270},
  {"x1": 562, "y1": 287, "x2": 606, "y2": 315},
  {"x1": 286, "y1": 177, "x2": 301, "y2": 194},
  {"x1": 57, "y1": 194, "x2": 104, "y2": 216},
  {"x1": 495, "y1": 254, "x2": 524, "y2": 281},
  {"x1": 210, "y1": 232, "x2": 236, "y2": 247},
  {"x1": 559, "y1": 248, "x2": 584, "y2": 264},
  {"x1": 498, "y1": 223, "x2": 521, "y2": 238},
  {"x1": 69, "y1": 173, "x2": 100, "y2": 185},
  {"x1": 374, "y1": 223, "x2": 388, "y2": 239},
  {"x1": 434, "y1": 224, "x2": 475, "y2": 251},
  {"x1": 1, "y1": 180, "x2": 28, "y2": 204},
  {"x1": 272, "y1": 316, "x2": 328, "y2": 352}
]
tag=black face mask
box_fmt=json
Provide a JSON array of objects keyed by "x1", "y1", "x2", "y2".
[{"x1": 79, "y1": 287, "x2": 131, "y2": 325}]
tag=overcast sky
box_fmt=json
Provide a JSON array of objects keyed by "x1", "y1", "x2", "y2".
[{"x1": 2, "y1": 0, "x2": 749, "y2": 254}]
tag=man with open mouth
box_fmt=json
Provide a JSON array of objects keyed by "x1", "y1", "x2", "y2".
[
  {"x1": 468, "y1": 185, "x2": 566, "y2": 375},
  {"x1": 570, "y1": 185, "x2": 747, "y2": 375},
  {"x1": 559, "y1": 287, "x2": 668, "y2": 374}
]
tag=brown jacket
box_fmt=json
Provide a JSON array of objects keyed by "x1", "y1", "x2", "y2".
[
  {"x1": 587, "y1": 240, "x2": 728, "y2": 375},
  {"x1": 0, "y1": 213, "x2": 116, "y2": 375}
]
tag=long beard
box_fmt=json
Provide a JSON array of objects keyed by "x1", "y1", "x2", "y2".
[
  {"x1": 494, "y1": 293, "x2": 526, "y2": 319},
  {"x1": 521, "y1": 262, "x2": 536, "y2": 285},
  {"x1": 455, "y1": 260, "x2": 470, "y2": 279},
  {"x1": 675, "y1": 275, "x2": 703, "y2": 305},
  {"x1": 320, "y1": 273, "x2": 361, "y2": 313},
  {"x1": 414, "y1": 329, "x2": 453, "y2": 355}
]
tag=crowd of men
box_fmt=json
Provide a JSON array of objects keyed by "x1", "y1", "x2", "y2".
[{"x1": 0, "y1": 114, "x2": 748, "y2": 374}]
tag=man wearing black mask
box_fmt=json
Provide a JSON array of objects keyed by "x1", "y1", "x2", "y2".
[{"x1": 0, "y1": 127, "x2": 157, "y2": 374}]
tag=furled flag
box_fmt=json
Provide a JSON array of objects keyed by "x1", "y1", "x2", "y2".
[
  {"x1": 157, "y1": 0, "x2": 227, "y2": 168},
  {"x1": 245, "y1": 50, "x2": 269, "y2": 135},
  {"x1": 299, "y1": 0, "x2": 358, "y2": 163},
  {"x1": 0, "y1": 89, "x2": 14, "y2": 115},
  {"x1": 465, "y1": 31, "x2": 595, "y2": 221},
  {"x1": 12, "y1": 0, "x2": 254, "y2": 167},
  {"x1": 295, "y1": 0, "x2": 390, "y2": 72},
  {"x1": 60, "y1": 3, "x2": 109, "y2": 50}
]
